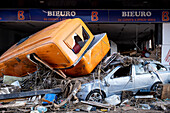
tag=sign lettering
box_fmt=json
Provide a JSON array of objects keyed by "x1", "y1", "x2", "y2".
[
  {"x1": 91, "y1": 11, "x2": 98, "y2": 21},
  {"x1": 162, "y1": 11, "x2": 169, "y2": 21},
  {"x1": 122, "y1": 11, "x2": 152, "y2": 17},
  {"x1": 18, "y1": 10, "x2": 25, "y2": 20}
]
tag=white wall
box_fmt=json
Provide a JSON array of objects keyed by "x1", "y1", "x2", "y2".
[{"x1": 162, "y1": 23, "x2": 170, "y2": 65}]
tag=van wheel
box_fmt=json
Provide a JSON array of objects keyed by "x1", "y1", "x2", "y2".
[
  {"x1": 151, "y1": 83, "x2": 162, "y2": 98},
  {"x1": 86, "y1": 90, "x2": 105, "y2": 103}
]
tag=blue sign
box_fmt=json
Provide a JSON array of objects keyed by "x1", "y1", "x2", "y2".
[
  {"x1": 0, "y1": 9, "x2": 170, "y2": 22},
  {"x1": 109, "y1": 10, "x2": 170, "y2": 22},
  {"x1": 30, "y1": 9, "x2": 108, "y2": 22},
  {"x1": 0, "y1": 9, "x2": 29, "y2": 21}
]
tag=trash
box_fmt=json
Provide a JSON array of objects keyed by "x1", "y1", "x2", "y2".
[
  {"x1": 74, "y1": 109, "x2": 80, "y2": 111},
  {"x1": 78, "y1": 105, "x2": 93, "y2": 112},
  {"x1": 55, "y1": 99, "x2": 67, "y2": 108},
  {"x1": 151, "y1": 100, "x2": 170, "y2": 111},
  {"x1": 54, "y1": 80, "x2": 81, "y2": 108},
  {"x1": 11, "y1": 80, "x2": 21, "y2": 88},
  {"x1": 161, "y1": 84, "x2": 170, "y2": 99},
  {"x1": 121, "y1": 106, "x2": 136, "y2": 111},
  {"x1": 0, "y1": 18, "x2": 169, "y2": 113},
  {"x1": 81, "y1": 101, "x2": 113, "y2": 109},
  {"x1": 42, "y1": 93, "x2": 57, "y2": 104},
  {"x1": 0, "y1": 85, "x2": 20, "y2": 95},
  {"x1": 29, "y1": 95, "x2": 41, "y2": 105},
  {"x1": 36, "y1": 106, "x2": 47, "y2": 113},
  {"x1": 0, "y1": 102, "x2": 26, "y2": 109},
  {"x1": 30, "y1": 110, "x2": 40, "y2": 113},
  {"x1": 135, "y1": 95, "x2": 154, "y2": 99},
  {"x1": 100, "y1": 109, "x2": 108, "y2": 112},
  {"x1": 121, "y1": 99, "x2": 130, "y2": 105},
  {"x1": 3, "y1": 75, "x2": 27, "y2": 85},
  {"x1": 121, "y1": 91, "x2": 133, "y2": 102},
  {"x1": 160, "y1": 104, "x2": 167, "y2": 111},
  {"x1": 105, "y1": 95, "x2": 121, "y2": 106},
  {"x1": 0, "y1": 88, "x2": 61, "y2": 100},
  {"x1": 139, "y1": 104, "x2": 151, "y2": 110}
]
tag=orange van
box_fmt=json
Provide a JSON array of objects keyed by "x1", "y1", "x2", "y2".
[{"x1": 0, "y1": 18, "x2": 110, "y2": 77}]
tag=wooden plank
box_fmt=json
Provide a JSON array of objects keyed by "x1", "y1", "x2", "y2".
[
  {"x1": 0, "y1": 98, "x2": 26, "y2": 103},
  {"x1": 0, "y1": 103, "x2": 26, "y2": 108},
  {"x1": 0, "y1": 88, "x2": 61, "y2": 100},
  {"x1": 81, "y1": 101, "x2": 112, "y2": 108},
  {"x1": 161, "y1": 84, "x2": 170, "y2": 99}
]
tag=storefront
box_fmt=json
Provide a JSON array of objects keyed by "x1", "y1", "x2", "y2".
[{"x1": 0, "y1": 9, "x2": 169, "y2": 65}]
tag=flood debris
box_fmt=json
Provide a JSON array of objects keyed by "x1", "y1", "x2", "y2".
[
  {"x1": 0, "y1": 54, "x2": 169, "y2": 112},
  {"x1": 105, "y1": 95, "x2": 121, "y2": 106},
  {"x1": 0, "y1": 53, "x2": 169, "y2": 112},
  {"x1": 0, "y1": 88, "x2": 61, "y2": 100},
  {"x1": 0, "y1": 18, "x2": 169, "y2": 112},
  {"x1": 81, "y1": 101, "x2": 113, "y2": 109},
  {"x1": 160, "y1": 84, "x2": 170, "y2": 99}
]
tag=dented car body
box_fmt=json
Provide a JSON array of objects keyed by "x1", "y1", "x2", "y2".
[
  {"x1": 0, "y1": 18, "x2": 110, "y2": 77},
  {"x1": 77, "y1": 62, "x2": 170, "y2": 102}
]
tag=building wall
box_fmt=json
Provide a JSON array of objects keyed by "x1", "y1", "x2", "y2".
[
  {"x1": 0, "y1": 28, "x2": 24, "y2": 55},
  {"x1": 162, "y1": 23, "x2": 170, "y2": 65}
]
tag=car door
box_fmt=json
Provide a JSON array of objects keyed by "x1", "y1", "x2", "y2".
[
  {"x1": 134, "y1": 63, "x2": 157, "y2": 90},
  {"x1": 107, "y1": 65, "x2": 134, "y2": 96},
  {"x1": 150, "y1": 63, "x2": 169, "y2": 84}
]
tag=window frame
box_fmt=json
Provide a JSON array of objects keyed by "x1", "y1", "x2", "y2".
[{"x1": 135, "y1": 63, "x2": 149, "y2": 75}]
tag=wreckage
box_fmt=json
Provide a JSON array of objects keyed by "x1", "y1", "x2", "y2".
[
  {"x1": 0, "y1": 18, "x2": 110, "y2": 78},
  {"x1": 0, "y1": 18, "x2": 169, "y2": 112},
  {"x1": 77, "y1": 53, "x2": 170, "y2": 102}
]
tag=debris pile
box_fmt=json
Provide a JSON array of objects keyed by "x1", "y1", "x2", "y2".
[{"x1": 0, "y1": 53, "x2": 169, "y2": 113}]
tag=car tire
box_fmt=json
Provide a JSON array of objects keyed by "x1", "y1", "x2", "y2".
[
  {"x1": 151, "y1": 82, "x2": 162, "y2": 98},
  {"x1": 86, "y1": 89, "x2": 105, "y2": 103}
]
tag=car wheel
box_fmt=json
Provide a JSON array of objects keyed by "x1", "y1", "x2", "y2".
[
  {"x1": 86, "y1": 90, "x2": 105, "y2": 103},
  {"x1": 151, "y1": 82, "x2": 162, "y2": 98}
]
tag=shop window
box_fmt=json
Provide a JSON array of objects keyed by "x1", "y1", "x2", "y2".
[{"x1": 64, "y1": 26, "x2": 89, "y2": 54}]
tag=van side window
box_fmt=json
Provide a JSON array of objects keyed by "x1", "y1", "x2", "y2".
[
  {"x1": 72, "y1": 33, "x2": 82, "y2": 54},
  {"x1": 64, "y1": 26, "x2": 90, "y2": 54}
]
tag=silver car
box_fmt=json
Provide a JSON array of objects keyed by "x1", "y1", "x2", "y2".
[{"x1": 77, "y1": 62, "x2": 170, "y2": 102}]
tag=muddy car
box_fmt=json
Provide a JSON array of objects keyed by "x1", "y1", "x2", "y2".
[{"x1": 77, "y1": 61, "x2": 170, "y2": 102}]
